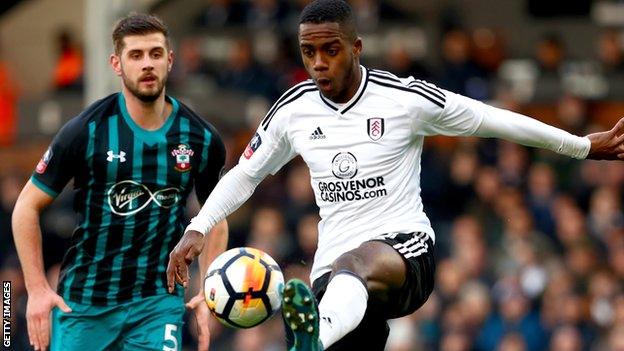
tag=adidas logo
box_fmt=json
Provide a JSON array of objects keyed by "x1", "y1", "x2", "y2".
[{"x1": 309, "y1": 127, "x2": 326, "y2": 140}]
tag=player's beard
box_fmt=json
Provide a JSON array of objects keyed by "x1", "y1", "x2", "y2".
[{"x1": 122, "y1": 71, "x2": 167, "y2": 103}]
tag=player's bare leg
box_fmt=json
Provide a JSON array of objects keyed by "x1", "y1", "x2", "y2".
[{"x1": 282, "y1": 240, "x2": 407, "y2": 350}]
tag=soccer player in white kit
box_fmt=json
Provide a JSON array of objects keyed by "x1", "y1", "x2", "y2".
[{"x1": 167, "y1": 1, "x2": 624, "y2": 350}]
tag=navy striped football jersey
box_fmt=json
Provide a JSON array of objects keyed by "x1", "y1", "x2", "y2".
[{"x1": 31, "y1": 93, "x2": 225, "y2": 306}]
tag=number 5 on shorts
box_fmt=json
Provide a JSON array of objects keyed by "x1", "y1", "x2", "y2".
[{"x1": 163, "y1": 324, "x2": 178, "y2": 351}]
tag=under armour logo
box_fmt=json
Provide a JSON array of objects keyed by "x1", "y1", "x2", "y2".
[{"x1": 107, "y1": 150, "x2": 126, "y2": 162}]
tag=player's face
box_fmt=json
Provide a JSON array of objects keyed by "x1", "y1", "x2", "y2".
[
  {"x1": 110, "y1": 32, "x2": 172, "y2": 102},
  {"x1": 299, "y1": 22, "x2": 362, "y2": 103}
]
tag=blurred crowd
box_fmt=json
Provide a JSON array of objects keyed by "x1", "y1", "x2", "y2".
[{"x1": 3, "y1": 0, "x2": 624, "y2": 350}]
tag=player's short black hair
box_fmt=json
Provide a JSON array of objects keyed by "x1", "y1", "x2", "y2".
[
  {"x1": 299, "y1": 0, "x2": 357, "y2": 40},
  {"x1": 112, "y1": 13, "x2": 169, "y2": 54}
]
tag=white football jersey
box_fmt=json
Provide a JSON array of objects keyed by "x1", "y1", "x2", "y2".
[{"x1": 238, "y1": 66, "x2": 485, "y2": 282}]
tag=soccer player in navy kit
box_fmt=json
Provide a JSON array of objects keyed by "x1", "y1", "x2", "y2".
[
  {"x1": 167, "y1": 1, "x2": 624, "y2": 350},
  {"x1": 12, "y1": 14, "x2": 227, "y2": 351}
]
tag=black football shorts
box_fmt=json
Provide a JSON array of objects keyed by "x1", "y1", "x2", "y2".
[{"x1": 310, "y1": 232, "x2": 436, "y2": 351}]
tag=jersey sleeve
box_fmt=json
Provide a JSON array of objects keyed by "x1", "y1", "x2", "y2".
[
  {"x1": 31, "y1": 117, "x2": 85, "y2": 197},
  {"x1": 195, "y1": 128, "x2": 227, "y2": 205},
  {"x1": 237, "y1": 108, "x2": 296, "y2": 179},
  {"x1": 407, "y1": 78, "x2": 483, "y2": 137},
  {"x1": 409, "y1": 82, "x2": 590, "y2": 158}
]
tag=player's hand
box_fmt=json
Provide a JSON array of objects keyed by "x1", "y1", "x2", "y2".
[
  {"x1": 167, "y1": 230, "x2": 205, "y2": 293},
  {"x1": 26, "y1": 286, "x2": 72, "y2": 351},
  {"x1": 186, "y1": 291, "x2": 211, "y2": 351},
  {"x1": 586, "y1": 117, "x2": 624, "y2": 160}
]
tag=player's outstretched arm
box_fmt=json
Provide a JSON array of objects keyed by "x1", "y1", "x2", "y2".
[
  {"x1": 585, "y1": 117, "x2": 624, "y2": 160},
  {"x1": 421, "y1": 90, "x2": 591, "y2": 159},
  {"x1": 12, "y1": 180, "x2": 72, "y2": 351},
  {"x1": 185, "y1": 219, "x2": 228, "y2": 351},
  {"x1": 196, "y1": 219, "x2": 229, "y2": 287},
  {"x1": 167, "y1": 165, "x2": 263, "y2": 293},
  {"x1": 167, "y1": 230, "x2": 204, "y2": 292}
]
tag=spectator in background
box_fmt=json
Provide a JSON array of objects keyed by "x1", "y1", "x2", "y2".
[
  {"x1": 436, "y1": 259, "x2": 466, "y2": 304},
  {"x1": 496, "y1": 142, "x2": 529, "y2": 187},
  {"x1": 494, "y1": 205, "x2": 553, "y2": 295},
  {"x1": 608, "y1": 231, "x2": 624, "y2": 280},
  {"x1": 283, "y1": 161, "x2": 317, "y2": 230},
  {"x1": 439, "y1": 330, "x2": 472, "y2": 351},
  {"x1": 350, "y1": 0, "x2": 405, "y2": 33},
  {"x1": 541, "y1": 265, "x2": 574, "y2": 326},
  {"x1": 587, "y1": 185, "x2": 624, "y2": 242},
  {"x1": 246, "y1": 206, "x2": 294, "y2": 264},
  {"x1": 443, "y1": 147, "x2": 479, "y2": 219},
  {"x1": 457, "y1": 281, "x2": 491, "y2": 335},
  {"x1": 170, "y1": 37, "x2": 214, "y2": 88},
  {"x1": 476, "y1": 277, "x2": 548, "y2": 351},
  {"x1": 0, "y1": 42, "x2": 18, "y2": 145},
  {"x1": 245, "y1": 0, "x2": 291, "y2": 31},
  {"x1": 471, "y1": 28, "x2": 506, "y2": 77},
  {"x1": 385, "y1": 314, "x2": 420, "y2": 351},
  {"x1": 526, "y1": 162, "x2": 558, "y2": 236},
  {"x1": 565, "y1": 241, "x2": 600, "y2": 286},
  {"x1": 413, "y1": 293, "x2": 442, "y2": 349},
  {"x1": 52, "y1": 28, "x2": 83, "y2": 91},
  {"x1": 608, "y1": 324, "x2": 624, "y2": 351},
  {"x1": 497, "y1": 333, "x2": 527, "y2": 351},
  {"x1": 195, "y1": 0, "x2": 247, "y2": 29},
  {"x1": 554, "y1": 291, "x2": 597, "y2": 349},
  {"x1": 217, "y1": 38, "x2": 278, "y2": 100},
  {"x1": 382, "y1": 38, "x2": 432, "y2": 81},
  {"x1": 440, "y1": 301, "x2": 469, "y2": 343},
  {"x1": 587, "y1": 269, "x2": 620, "y2": 329},
  {"x1": 466, "y1": 166, "x2": 504, "y2": 238},
  {"x1": 437, "y1": 28, "x2": 490, "y2": 100},
  {"x1": 613, "y1": 294, "x2": 624, "y2": 326},
  {"x1": 289, "y1": 212, "x2": 320, "y2": 266},
  {"x1": 535, "y1": 33, "x2": 566, "y2": 77},
  {"x1": 450, "y1": 215, "x2": 490, "y2": 283},
  {"x1": 596, "y1": 28, "x2": 624, "y2": 75},
  {"x1": 549, "y1": 325, "x2": 583, "y2": 351},
  {"x1": 533, "y1": 33, "x2": 567, "y2": 101},
  {"x1": 552, "y1": 195, "x2": 588, "y2": 250},
  {"x1": 266, "y1": 36, "x2": 310, "y2": 94},
  {"x1": 556, "y1": 95, "x2": 588, "y2": 136}
]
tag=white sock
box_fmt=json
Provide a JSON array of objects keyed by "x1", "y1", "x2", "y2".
[{"x1": 318, "y1": 272, "x2": 368, "y2": 349}]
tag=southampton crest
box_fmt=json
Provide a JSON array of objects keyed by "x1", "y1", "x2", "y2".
[
  {"x1": 171, "y1": 144, "x2": 194, "y2": 172},
  {"x1": 367, "y1": 118, "x2": 385, "y2": 141}
]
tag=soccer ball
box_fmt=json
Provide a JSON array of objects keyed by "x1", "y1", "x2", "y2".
[{"x1": 203, "y1": 247, "x2": 284, "y2": 328}]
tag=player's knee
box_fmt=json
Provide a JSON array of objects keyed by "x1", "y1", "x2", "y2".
[
  {"x1": 330, "y1": 252, "x2": 368, "y2": 281},
  {"x1": 329, "y1": 253, "x2": 390, "y2": 300}
]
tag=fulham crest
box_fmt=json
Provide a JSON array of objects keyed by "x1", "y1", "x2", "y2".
[{"x1": 367, "y1": 118, "x2": 385, "y2": 141}]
